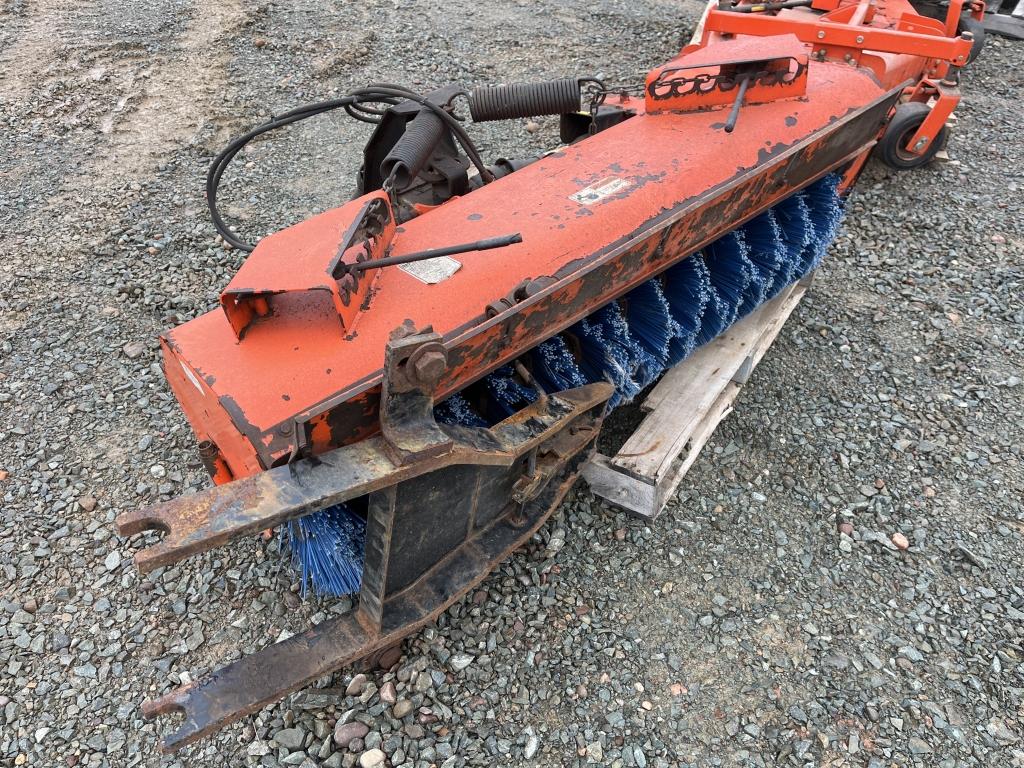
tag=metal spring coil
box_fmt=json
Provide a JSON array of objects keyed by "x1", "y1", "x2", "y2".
[
  {"x1": 380, "y1": 110, "x2": 447, "y2": 189},
  {"x1": 469, "y1": 78, "x2": 581, "y2": 122}
]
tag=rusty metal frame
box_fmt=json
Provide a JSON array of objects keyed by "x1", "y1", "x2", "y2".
[
  {"x1": 903, "y1": 76, "x2": 961, "y2": 155},
  {"x1": 116, "y1": 382, "x2": 611, "y2": 573},
  {"x1": 117, "y1": 328, "x2": 613, "y2": 750},
  {"x1": 701, "y1": 0, "x2": 975, "y2": 67},
  {"x1": 139, "y1": 436, "x2": 598, "y2": 750},
  {"x1": 249, "y1": 85, "x2": 903, "y2": 464}
]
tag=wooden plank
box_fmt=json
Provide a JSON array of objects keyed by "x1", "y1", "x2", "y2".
[
  {"x1": 617, "y1": 282, "x2": 805, "y2": 482},
  {"x1": 651, "y1": 379, "x2": 740, "y2": 513},
  {"x1": 584, "y1": 276, "x2": 811, "y2": 519},
  {"x1": 581, "y1": 453, "x2": 658, "y2": 517}
]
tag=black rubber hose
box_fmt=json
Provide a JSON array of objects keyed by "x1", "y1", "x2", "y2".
[
  {"x1": 468, "y1": 78, "x2": 581, "y2": 122},
  {"x1": 206, "y1": 100, "x2": 364, "y2": 252},
  {"x1": 380, "y1": 109, "x2": 447, "y2": 189},
  {"x1": 205, "y1": 84, "x2": 492, "y2": 252}
]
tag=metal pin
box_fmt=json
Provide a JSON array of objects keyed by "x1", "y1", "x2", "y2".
[{"x1": 724, "y1": 75, "x2": 752, "y2": 134}]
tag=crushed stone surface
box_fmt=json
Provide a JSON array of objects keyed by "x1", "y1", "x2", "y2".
[{"x1": 0, "y1": 1, "x2": 1021, "y2": 767}]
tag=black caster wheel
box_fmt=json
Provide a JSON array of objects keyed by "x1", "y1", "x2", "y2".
[{"x1": 876, "y1": 102, "x2": 949, "y2": 170}]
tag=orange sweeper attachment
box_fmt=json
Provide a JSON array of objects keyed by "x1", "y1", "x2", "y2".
[{"x1": 116, "y1": 0, "x2": 983, "y2": 750}]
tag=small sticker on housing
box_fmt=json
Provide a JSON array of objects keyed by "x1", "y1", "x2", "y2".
[
  {"x1": 570, "y1": 176, "x2": 630, "y2": 205},
  {"x1": 399, "y1": 255, "x2": 462, "y2": 284}
]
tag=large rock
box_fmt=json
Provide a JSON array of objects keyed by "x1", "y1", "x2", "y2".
[
  {"x1": 275, "y1": 728, "x2": 305, "y2": 750},
  {"x1": 333, "y1": 721, "x2": 370, "y2": 748}
]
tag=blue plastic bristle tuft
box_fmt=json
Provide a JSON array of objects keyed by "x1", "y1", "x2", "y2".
[
  {"x1": 483, "y1": 365, "x2": 538, "y2": 420},
  {"x1": 530, "y1": 334, "x2": 588, "y2": 394},
  {"x1": 741, "y1": 209, "x2": 788, "y2": 301},
  {"x1": 773, "y1": 193, "x2": 814, "y2": 262},
  {"x1": 720, "y1": 228, "x2": 767, "y2": 319},
  {"x1": 590, "y1": 302, "x2": 648, "y2": 403},
  {"x1": 623, "y1": 280, "x2": 676, "y2": 387},
  {"x1": 662, "y1": 255, "x2": 711, "y2": 365},
  {"x1": 435, "y1": 391, "x2": 489, "y2": 427},
  {"x1": 285, "y1": 504, "x2": 365, "y2": 597},
  {"x1": 570, "y1": 314, "x2": 633, "y2": 408},
  {"x1": 797, "y1": 174, "x2": 845, "y2": 275},
  {"x1": 699, "y1": 231, "x2": 754, "y2": 343}
]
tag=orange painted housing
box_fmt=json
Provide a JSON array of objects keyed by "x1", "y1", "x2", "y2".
[{"x1": 162, "y1": 0, "x2": 971, "y2": 481}]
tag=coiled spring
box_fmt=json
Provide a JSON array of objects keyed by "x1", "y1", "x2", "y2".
[{"x1": 468, "y1": 78, "x2": 582, "y2": 122}]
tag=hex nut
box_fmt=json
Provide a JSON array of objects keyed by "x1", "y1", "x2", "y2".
[{"x1": 409, "y1": 347, "x2": 446, "y2": 385}]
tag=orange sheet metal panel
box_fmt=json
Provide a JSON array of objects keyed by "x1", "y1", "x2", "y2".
[{"x1": 165, "y1": 61, "x2": 892, "y2": 474}]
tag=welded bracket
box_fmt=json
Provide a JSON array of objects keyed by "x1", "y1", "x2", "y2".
[
  {"x1": 219, "y1": 192, "x2": 396, "y2": 340},
  {"x1": 379, "y1": 321, "x2": 452, "y2": 465},
  {"x1": 646, "y1": 35, "x2": 809, "y2": 115},
  {"x1": 903, "y1": 76, "x2": 961, "y2": 156}
]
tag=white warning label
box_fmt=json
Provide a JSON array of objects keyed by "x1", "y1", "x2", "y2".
[
  {"x1": 569, "y1": 176, "x2": 630, "y2": 206},
  {"x1": 399, "y1": 255, "x2": 462, "y2": 284}
]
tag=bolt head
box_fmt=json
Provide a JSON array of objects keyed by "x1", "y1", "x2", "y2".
[
  {"x1": 817, "y1": 30, "x2": 825, "y2": 39},
  {"x1": 411, "y1": 349, "x2": 446, "y2": 384}
]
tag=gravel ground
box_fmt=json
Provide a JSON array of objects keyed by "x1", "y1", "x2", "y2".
[{"x1": 1, "y1": 1, "x2": 1022, "y2": 767}]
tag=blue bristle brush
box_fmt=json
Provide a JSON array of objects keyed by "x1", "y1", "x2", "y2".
[
  {"x1": 662, "y1": 254, "x2": 711, "y2": 365},
  {"x1": 285, "y1": 505, "x2": 365, "y2": 598},
  {"x1": 698, "y1": 231, "x2": 754, "y2": 344},
  {"x1": 741, "y1": 209, "x2": 788, "y2": 301},
  {"x1": 623, "y1": 279, "x2": 677, "y2": 388}
]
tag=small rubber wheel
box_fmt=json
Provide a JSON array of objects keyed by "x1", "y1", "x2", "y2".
[
  {"x1": 876, "y1": 102, "x2": 948, "y2": 170},
  {"x1": 958, "y1": 15, "x2": 985, "y2": 64}
]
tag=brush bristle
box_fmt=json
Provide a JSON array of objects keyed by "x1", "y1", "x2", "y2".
[
  {"x1": 531, "y1": 334, "x2": 588, "y2": 393},
  {"x1": 623, "y1": 280, "x2": 677, "y2": 387},
  {"x1": 435, "y1": 391, "x2": 489, "y2": 427},
  {"x1": 774, "y1": 193, "x2": 813, "y2": 254},
  {"x1": 662, "y1": 255, "x2": 711, "y2": 365},
  {"x1": 484, "y1": 365, "x2": 539, "y2": 420},
  {"x1": 285, "y1": 505, "x2": 365, "y2": 597},
  {"x1": 741, "y1": 209, "x2": 788, "y2": 301},
  {"x1": 591, "y1": 302, "x2": 649, "y2": 404},
  {"x1": 569, "y1": 314, "x2": 633, "y2": 408},
  {"x1": 699, "y1": 230, "x2": 753, "y2": 343},
  {"x1": 797, "y1": 174, "x2": 845, "y2": 275}
]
